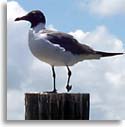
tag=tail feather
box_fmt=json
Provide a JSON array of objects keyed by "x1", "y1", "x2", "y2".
[{"x1": 96, "y1": 51, "x2": 124, "y2": 57}]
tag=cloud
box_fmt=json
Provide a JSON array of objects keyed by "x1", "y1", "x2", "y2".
[
  {"x1": 7, "y1": 89, "x2": 24, "y2": 120},
  {"x1": 7, "y1": 1, "x2": 125, "y2": 120},
  {"x1": 90, "y1": 0, "x2": 125, "y2": 16},
  {"x1": 7, "y1": 1, "x2": 27, "y2": 20},
  {"x1": 0, "y1": 0, "x2": 6, "y2": 2},
  {"x1": 70, "y1": 26, "x2": 124, "y2": 52},
  {"x1": 78, "y1": 0, "x2": 125, "y2": 16}
]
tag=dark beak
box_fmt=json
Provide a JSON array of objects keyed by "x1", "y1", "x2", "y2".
[{"x1": 15, "y1": 15, "x2": 27, "y2": 21}]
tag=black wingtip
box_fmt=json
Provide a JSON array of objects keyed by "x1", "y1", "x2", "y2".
[{"x1": 96, "y1": 51, "x2": 124, "y2": 57}]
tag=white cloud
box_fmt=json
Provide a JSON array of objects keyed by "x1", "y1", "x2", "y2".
[
  {"x1": 0, "y1": 0, "x2": 6, "y2": 3},
  {"x1": 7, "y1": 1, "x2": 125, "y2": 120},
  {"x1": 7, "y1": 1, "x2": 27, "y2": 20},
  {"x1": 7, "y1": 89, "x2": 24, "y2": 120},
  {"x1": 78, "y1": 0, "x2": 125, "y2": 16},
  {"x1": 70, "y1": 26, "x2": 124, "y2": 52},
  {"x1": 89, "y1": 0, "x2": 125, "y2": 16}
]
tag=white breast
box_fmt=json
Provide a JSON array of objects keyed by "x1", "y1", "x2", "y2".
[{"x1": 28, "y1": 29, "x2": 80, "y2": 66}]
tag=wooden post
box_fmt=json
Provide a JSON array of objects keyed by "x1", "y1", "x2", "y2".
[{"x1": 25, "y1": 93, "x2": 90, "y2": 120}]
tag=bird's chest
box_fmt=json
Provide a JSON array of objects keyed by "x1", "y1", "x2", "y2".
[
  {"x1": 29, "y1": 34, "x2": 57, "y2": 58},
  {"x1": 28, "y1": 33, "x2": 76, "y2": 66}
]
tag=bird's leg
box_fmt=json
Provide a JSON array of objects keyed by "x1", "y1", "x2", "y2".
[
  {"x1": 66, "y1": 66, "x2": 72, "y2": 92},
  {"x1": 43, "y1": 66, "x2": 57, "y2": 93},
  {"x1": 52, "y1": 65, "x2": 57, "y2": 93}
]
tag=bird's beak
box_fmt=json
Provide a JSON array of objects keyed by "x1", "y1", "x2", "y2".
[{"x1": 15, "y1": 15, "x2": 27, "y2": 21}]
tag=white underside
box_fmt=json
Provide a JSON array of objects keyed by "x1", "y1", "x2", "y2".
[{"x1": 28, "y1": 27, "x2": 100, "y2": 66}]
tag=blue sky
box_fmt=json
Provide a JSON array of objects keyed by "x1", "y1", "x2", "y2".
[{"x1": 8, "y1": 0, "x2": 125, "y2": 42}]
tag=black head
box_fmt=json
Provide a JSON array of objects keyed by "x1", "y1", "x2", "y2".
[{"x1": 15, "y1": 10, "x2": 46, "y2": 28}]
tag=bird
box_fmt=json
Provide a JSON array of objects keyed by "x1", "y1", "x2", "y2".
[{"x1": 15, "y1": 10, "x2": 124, "y2": 93}]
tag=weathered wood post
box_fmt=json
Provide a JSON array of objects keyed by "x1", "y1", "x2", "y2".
[{"x1": 25, "y1": 93, "x2": 90, "y2": 120}]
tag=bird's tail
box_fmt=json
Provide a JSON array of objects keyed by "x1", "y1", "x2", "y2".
[{"x1": 96, "y1": 51, "x2": 124, "y2": 57}]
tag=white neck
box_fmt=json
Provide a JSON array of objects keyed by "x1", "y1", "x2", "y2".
[{"x1": 32, "y1": 23, "x2": 45, "y2": 33}]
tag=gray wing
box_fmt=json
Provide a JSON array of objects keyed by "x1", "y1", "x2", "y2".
[{"x1": 44, "y1": 30, "x2": 95, "y2": 55}]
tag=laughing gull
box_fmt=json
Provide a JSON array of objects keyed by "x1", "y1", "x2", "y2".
[{"x1": 15, "y1": 10, "x2": 123, "y2": 93}]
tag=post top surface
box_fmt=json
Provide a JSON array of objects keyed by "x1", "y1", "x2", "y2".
[{"x1": 25, "y1": 92, "x2": 90, "y2": 96}]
